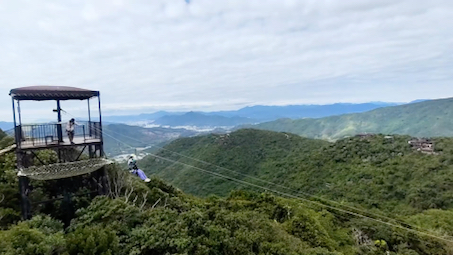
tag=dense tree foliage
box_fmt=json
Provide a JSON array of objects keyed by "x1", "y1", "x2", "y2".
[
  {"x1": 141, "y1": 129, "x2": 329, "y2": 196},
  {"x1": 139, "y1": 128, "x2": 453, "y2": 253},
  {"x1": 1, "y1": 128, "x2": 453, "y2": 254},
  {"x1": 141, "y1": 129, "x2": 453, "y2": 214}
]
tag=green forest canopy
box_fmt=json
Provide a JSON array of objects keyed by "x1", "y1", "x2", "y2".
[
  {"x1": 1, "y1": 128, "x2": 453, "y2": 254},
  {"x1": 140, "y1": 129, "x2": 453, "y2": 214}
]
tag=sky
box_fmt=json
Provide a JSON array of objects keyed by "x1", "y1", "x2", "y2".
[{"x1": 0, "y1": 0, "x2": 452, "y2": 122}]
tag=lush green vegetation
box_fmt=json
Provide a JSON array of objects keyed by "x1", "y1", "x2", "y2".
[
  {"x1": 141, "y1": 129, "x2": 453, "y2": 214},
  {"x1": 2, "y1": 128, "x2": 453, "y2": 254},
  {"x1": 139, "y1": 128, "x2": 453, "y2": 252},
  {"x1": 141, "y1": 129, "x2": 329, "y2": 196},
  {"x1": 253, "y1": 98, "x2": 453, "y2": 140},
  {"x1": 0, "y1": 171, "x2": 449, "y2": 255}
]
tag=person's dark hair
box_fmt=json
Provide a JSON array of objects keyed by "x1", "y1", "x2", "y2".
[{"x1": 70, "y1": 118, "x2": 75, "y2": 123}]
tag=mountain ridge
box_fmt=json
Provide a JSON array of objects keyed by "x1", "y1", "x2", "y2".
[
  {"x1": 208, "y1": 102, "x2": 399, "y2": 121},
  {"x1": 253, "y1": 97, "x2": 453, "y2": 140},
  {"x1": 0, "y1": 122, "x2": 13, "y2": 131},
  {"x1": 100, "y1": 102, "x2": 400, "y2": 124}
]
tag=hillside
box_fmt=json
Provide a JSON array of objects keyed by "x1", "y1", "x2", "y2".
[
  {"x1": 0, "y1": 133, "x2": 450, "y2": 254},
  {"x1": 141, "y1": 129, "x2": 453, "y2": 216},
  {"x1": 2, "y1": 128, "x2": 453, "y2": 254},
  {"x1": 141, "y1": 129, "x2": 328, "y2": 196},
  {"x1": 254, "y1": 97, "x2": 453, "y2": 140}
]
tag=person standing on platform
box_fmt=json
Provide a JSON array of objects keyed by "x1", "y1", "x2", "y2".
[{"x1": 66, "y1": 118, "x2": 78, "y2": 145}]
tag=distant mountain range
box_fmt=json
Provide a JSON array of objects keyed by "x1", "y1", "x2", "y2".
[
  {"x1": 102, "y1": 102, "x2": 402, "y2": 128},
  {"x1": 254, "y1": 98, "x2": 453, "y2": 140},
  {"x1": 0, "y1": 122, "x2": 13, "y2": 131},
  {"x1": 0, "y1": 99, "x2": 439, "y2": 157},
  {"x1": 207, "y1": 102, "x2": 400, "y2": 121},
  {"x1": 153, "y1": 112, "x2": 256, "y2": 127},
  {"x1": 102, "y1": 111, "x2": 179, "y2": 123}
]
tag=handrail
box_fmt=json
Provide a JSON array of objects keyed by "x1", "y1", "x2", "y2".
[{"x1": 14, "y1": 121, "x2": 101, "y2": 148}]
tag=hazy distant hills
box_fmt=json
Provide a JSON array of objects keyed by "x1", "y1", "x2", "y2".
[
  {"x1": 153, "y1": 112, "x2": 256, "y2": 127},
  {"x1": 0, "y1": 122, "x2": 13, "y2": 131},
  {"x1": 102, "y1": 102, "x2": 399, "y2": 127},
  {"x1": 208, "y1": 102, "x2": 399, "y2": 121},
  {"x1": 102, "y1": 111, "x2": 181, "y2": 123},
  {"x1": 254, "y1": 98, "x2": 453, "y2": 140}
]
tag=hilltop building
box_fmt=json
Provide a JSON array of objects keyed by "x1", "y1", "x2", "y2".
[
  {"x1": 355, "y1": 133, "x2": 375, "y2": 139},
  {"x1": 408, "y1": 138, "x2": 435, "y2": 154}
]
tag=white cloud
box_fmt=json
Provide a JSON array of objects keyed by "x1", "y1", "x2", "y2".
[{"x1": 0, "y1": 0, "x2": 452, "y2": 121}]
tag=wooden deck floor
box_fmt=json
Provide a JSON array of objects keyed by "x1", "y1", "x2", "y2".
[{"x1": 19, "y1": 137, "x2": 101, "y2": 150}]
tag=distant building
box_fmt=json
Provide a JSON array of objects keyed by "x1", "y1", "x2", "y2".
[
  {"x1": 355, "y1": 133, "x2": 375, "y2": 139},
  {"x1": 408, "y1": 138, "x2": 435, "y2": 154}
]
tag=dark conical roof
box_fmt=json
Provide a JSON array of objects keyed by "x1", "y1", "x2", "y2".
[{"x1": 10, "y1": 86, "x2": 99, "y2": 100}]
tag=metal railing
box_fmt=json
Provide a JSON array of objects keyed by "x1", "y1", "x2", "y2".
[{"x1": 15, "y1": 121, "x2": 102, "y2": 148}]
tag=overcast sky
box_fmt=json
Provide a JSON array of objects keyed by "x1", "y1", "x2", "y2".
[{"x1": 0, "y1": 0, "x2": 452, "y2": 121}]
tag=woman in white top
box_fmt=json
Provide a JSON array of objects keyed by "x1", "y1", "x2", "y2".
[{"x1": 66, "y1": 118, "x2": 77, "y2": 144}]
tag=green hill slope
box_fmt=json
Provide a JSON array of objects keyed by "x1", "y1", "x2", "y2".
[
  {"x1": 1, "y1": 129, "x2": 453, "y2": 254},
  {"x1": 141, "y1": 129, "x2": 328, "y2": 196},
  {"x1": 141, "y1": 129, "x2": 453, "y2": 216},
  {"x1": 254, "y1": 98, "x2": 453, "y2": 140}
]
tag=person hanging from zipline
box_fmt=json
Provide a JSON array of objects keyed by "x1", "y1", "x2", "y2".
[
  {"x1": 66, "y1": 118, "x2": 78, "y2": 145},
  {"x1": 127, "y1": 154, "x2": 151, "y2": 182}
]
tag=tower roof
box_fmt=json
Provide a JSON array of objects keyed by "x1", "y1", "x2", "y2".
[{"x1": 10, "y1": 86, "x2": 99, "y2": 100}]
